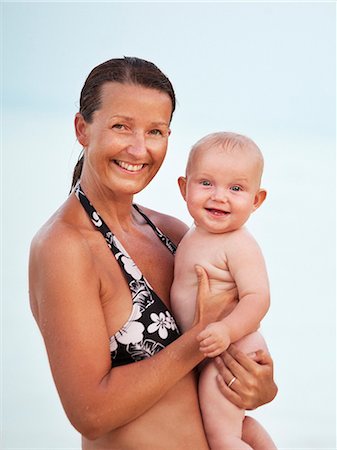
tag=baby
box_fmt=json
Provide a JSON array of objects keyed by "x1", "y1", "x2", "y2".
[{"x1": 171, "y1": 132, "x2": 276, "y2": 449}]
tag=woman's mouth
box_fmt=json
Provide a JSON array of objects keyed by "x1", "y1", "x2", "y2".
[{"x1": 114, "y1": 160, "x2": 145, "y2": 172}]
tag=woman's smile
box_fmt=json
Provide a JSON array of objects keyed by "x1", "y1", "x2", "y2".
[{"x1": 113, "y1": 159, "x2": 145, "y2": 172}]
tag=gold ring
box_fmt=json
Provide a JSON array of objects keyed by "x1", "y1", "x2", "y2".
[{"x1": 227, "y1": 376, "x2": 236, "y2": 388}]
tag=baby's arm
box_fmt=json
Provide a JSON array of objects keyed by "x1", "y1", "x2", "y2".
[{"x1": 198, "y1": 228, "x2": 270, "y2": 358}]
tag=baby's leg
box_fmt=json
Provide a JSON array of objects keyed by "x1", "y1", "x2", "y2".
[
  {"x1": 199, "y1": 361, "x2": 252, "y2": 450},
  {"x1": 199, "y1": 331, "x2": 275, "y2": 450},
  {"x1": 235, "y1": 332, "x2": 276, "y2": 450},
  {"x1": 243, "y1": 416, "x2": 277, "y2": 450}
]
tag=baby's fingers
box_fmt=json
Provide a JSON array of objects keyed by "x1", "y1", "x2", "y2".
[
  {"x1": 197, "y1": 334, "x2": 216, "y2": 348},
  {"x1": 204, "y1": 349, "x2": 223, "y2": 358},
  {"x1": 199, "y1": 341, "x2": 220, "y2": 354},
  {"x1": 197, "y1": 329, "x2": 211, "y2": 342}
]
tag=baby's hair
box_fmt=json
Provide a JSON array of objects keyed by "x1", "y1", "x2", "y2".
[{"x1": 186, "y1": 131, "x2": 264, "y2": 178}]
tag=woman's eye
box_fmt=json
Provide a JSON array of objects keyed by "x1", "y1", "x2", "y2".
[
  {"x1": 230, "y1": 185, "x2": 242, "y2": 192},
  {"x1": 200, "y1": 180, "x2": 211, "y2": 186},
  {"x1": 112, "y1": 124, "x2": 126, "y2": 130},
  {"x1": 149, "y1": 129, "x2": 163, "y2": 136}
]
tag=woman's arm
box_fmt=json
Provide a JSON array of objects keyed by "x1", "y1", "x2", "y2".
[{"x1": 29, "y1": 226, "x2": 232, "y2": 440}]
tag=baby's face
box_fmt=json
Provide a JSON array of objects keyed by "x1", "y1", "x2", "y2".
[{"x1": 179, "y1": 145, "x2": 266, "y2": 234}]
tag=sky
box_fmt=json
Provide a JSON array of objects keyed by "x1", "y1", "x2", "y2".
[{"x1": 2, "y1": 1, "x2": 336, "y2": 449}]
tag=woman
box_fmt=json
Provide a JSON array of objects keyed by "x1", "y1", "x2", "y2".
[{"x1": 29, "y1": 57, "x2": 277, "y2": 450}]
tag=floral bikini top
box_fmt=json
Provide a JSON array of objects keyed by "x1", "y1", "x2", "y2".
[{"x1": 75, "y1": 185, "x2": 181, "y2": 367}]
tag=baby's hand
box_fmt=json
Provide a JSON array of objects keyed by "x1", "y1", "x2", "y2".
[{"x1": 197, "y1": 322, "x2": 231, "y2": 358}]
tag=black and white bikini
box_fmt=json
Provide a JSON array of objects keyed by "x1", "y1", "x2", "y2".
[{"x1": 75, "y1": 185, "x2": 181, "y2": 367}]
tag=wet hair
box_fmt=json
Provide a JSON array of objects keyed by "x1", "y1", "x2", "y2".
[
  {"x1": 70, "y1": 56, "x2": 176, "y2": 191},
  {"x1": 186, "y1": 131, "x2": 264, "y2": 181}
]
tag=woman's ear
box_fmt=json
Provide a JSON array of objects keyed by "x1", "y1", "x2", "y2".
[
  {"x1": 178, "y1": 176, "x2": 187, "y2": 201},
  {"x1": 252, "y1": 188, "x2": 267, "y2": 212},
  {"x1": 74, "y1": 113, "x2": 89, "y2": 147}
]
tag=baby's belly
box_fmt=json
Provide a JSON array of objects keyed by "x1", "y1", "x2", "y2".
[
  {"x1": 172, "y1": 278, "x2": 237, "y2": 332},
  {"x1": 209, "y1": 278, "x2": 236, "y2": 294},
  {"x1": 82, "y1": 372, "x2": 209, "y2": 450}
]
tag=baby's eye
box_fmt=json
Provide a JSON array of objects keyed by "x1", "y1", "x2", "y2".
[
  {"x1": 200, "y1": 180, "x2": 211, "y2": 186},
  {"x1": 230, "y1": 185, "x2": 242, "y2": 192}
]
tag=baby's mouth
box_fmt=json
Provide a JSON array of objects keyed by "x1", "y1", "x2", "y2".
[
  {"x1": 114, "y1": 160, "x2": 145, "y2": 172},
  {"x1": 206, "y1": 208, "x2": 230, "y2": 216}
]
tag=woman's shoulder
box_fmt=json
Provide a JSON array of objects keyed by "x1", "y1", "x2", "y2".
[
  {"x1": 30, "y1": 196, "x2": 92, "y2": 263},
  {"x1": 137, "y1": 205, "x2": 189, "y2": 246}
]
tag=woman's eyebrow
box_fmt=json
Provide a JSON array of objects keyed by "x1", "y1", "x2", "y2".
[
  {"x1": 109, "y1": 114, "x2": 133, "y2": 121},
  {"x1": 108, "y1": 115, "x2": 169, "y2": 127},
  {"x1": 150, "y1": 121, "x2": 170, "y2": 127}
]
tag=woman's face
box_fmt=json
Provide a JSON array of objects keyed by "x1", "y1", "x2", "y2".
[{"x1": 77, "y1": 82, "x2": 173, "y2": 196}]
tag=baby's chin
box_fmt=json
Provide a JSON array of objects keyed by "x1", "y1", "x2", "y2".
[{"x1": 194, "y1": 221, "x2": 242, "y2": 235}]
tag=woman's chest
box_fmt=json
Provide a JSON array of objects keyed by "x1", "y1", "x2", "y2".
[{"x1": 87, "y1": 230, "x2": 175, "y2": 335}]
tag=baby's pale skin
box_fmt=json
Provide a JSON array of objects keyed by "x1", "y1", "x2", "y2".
[
  {"x1": 171, "y1": 222, "x2": 275, "y2": 450},
  {"x1": 171, "y1": 224, "x2": 269, "y2": 345},
  {"x1": 170, "y1": 135, "x2": 277, "y2": 449}
]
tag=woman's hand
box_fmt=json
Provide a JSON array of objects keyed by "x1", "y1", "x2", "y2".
[
  {"x1": 214, "y1": 344, "x2": 278, "y2": 410},
  {"x1": 193, "y1": 265, "x2": 238, "y2": 328}
]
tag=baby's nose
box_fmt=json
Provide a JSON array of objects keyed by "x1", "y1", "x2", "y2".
[{"x1": 210, "y1": 187, "x2": 228, "y2": 202}]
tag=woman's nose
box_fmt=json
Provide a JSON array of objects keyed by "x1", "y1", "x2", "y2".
[{"x1": 126, "y1": 131, "x2": 147, "y2": 156}]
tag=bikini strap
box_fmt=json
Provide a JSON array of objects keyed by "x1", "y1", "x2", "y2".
[
  {"x1": 133, "y1": 204, "x2": 176, "y2": 255},
  {"x1": 75, "y1": 185, "x2": 175, "y2": 289},
  {"x1": 75, "y1": 184, "x2": 140, "y2": 286}
]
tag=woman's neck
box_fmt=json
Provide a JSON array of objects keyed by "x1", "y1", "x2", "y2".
[{"x1": 79, "y1": 177, "x2": 137, "y2": 234}]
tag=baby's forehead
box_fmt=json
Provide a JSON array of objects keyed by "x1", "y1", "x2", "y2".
[
  {"x1": 186, "y1": 133, "x2": 264, "y2": 182},
  {"x1": 191, "y1": 139, "x2": 262, "y2": 167}
]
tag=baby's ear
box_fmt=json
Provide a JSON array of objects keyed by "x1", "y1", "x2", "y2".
[
  {"x1": 178, "y1": 176, "x2": 187, "y2": 200},
  {"x1": 252, "y1": 188, "x2": 267, "y2": 212}
]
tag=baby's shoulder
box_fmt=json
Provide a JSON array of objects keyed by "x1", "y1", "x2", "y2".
[
  {"x1": 228, "y1": 226, "x2": 255, "y2": 240},
  {"x1": 224, "y1": 227, "x2": 260, "y2": 252}
]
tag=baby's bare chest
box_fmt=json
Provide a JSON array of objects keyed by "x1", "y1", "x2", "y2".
[{"x1": 176, "y1": 234, "x2": 235, "y2": 287}]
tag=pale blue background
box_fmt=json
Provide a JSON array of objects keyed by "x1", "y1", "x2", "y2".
[{"x1": 2, "y1": 1, "x2": 336, "y2": 449}]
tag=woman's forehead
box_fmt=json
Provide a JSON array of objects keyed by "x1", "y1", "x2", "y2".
[{"x1": 96, "y1": 82, "x2": 173, "y2": 118}]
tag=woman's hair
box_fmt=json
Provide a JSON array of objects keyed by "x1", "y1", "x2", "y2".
[{"x1": 70, "y1": 56, "x2": 176, "y2": 191}]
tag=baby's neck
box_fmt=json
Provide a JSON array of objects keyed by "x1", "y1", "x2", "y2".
[{"x1": 192, "y1": 221, "x2": 244, "y2": 235}]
